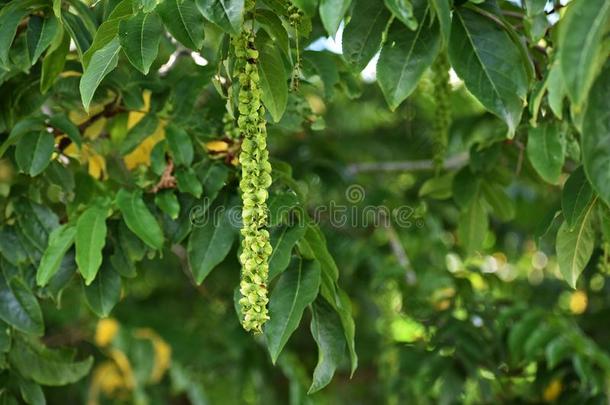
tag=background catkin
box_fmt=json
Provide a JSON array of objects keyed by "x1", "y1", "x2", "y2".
[
  {"x1": 233, "y1": 21, "x2": 273, "y2": 334},
  {"x1": 432, "y1": 52, "x2": 451, "y2": 173}
]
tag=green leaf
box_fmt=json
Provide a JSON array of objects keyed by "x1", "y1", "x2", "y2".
[
  {"x1": 384, "y1": 0, "x2": 417, "y2": 30},
  {"x1": 269, "y1": 225, "x2": 308, "y2": 281},
  {"x1": 18, "y1": 377, "x2": 45, "y2": 405},
  {"x1": 166, "y1": 124, "x2": 194, "y2": 166},
  {"x1": 526, "y1": 122, "x2": 565, "y2": 184},
  {"x1": 195, "y1": 0, "x2": 244, "y2": 35},
  {"x1": 48, "y1": 114, "x2": 82, "y2": 147},
  {"x1": 119, "y1": 113, "x2": 159, "y2": 155},
  {"x1": 319, "y1": 0, "x2": 351, "y2": 37},
  {"x1": 449, "y1": 7, "x2": 528, "y2": 136},
  {"x1": 256, "y1": 9, "x2": 290, "y2": 59},
  {"x1": 481, "y1": 182, "x2": 515, "y2": 222},
  {"x1": 75, "y1": 206, "x2": 109, "y2": 285},
  {"x1": 458, "y1": 194, "x2": 488, "y2": 254},
  {"x1": 265, "y1": 258, "x2": 321, "y2": 363},
  {"x1": 256, "y1": 32, "x2": 288, "y2": 123},
  {"x1": 0, "y1": 321, "x2": 9, "y2": 354},
  {"x1": 116, "y1": 189, "x2": 165, "y2": 250},
  {"x1": 308, "y1": 299, "x2": 346, "y2": 393},
  {"x1": 15, "y1": 131, "x2": 55, "y2": 177},
  {"x1": 37, "y1": 224, "x2": 76, "y2": 287},
  {"x1": 119, "y1": 11, "x2": 163, "y2": 74},
  {"x1": 0, "y1": 274, "x2": 44, "y2": 336},
  {"x1": 419, "y1": 173, "x2": 453, "y2": 200},
  {"x1": 8, "y1": 337, "x2": 93, "y2": 386},
  {"x1": 198, "y1": 163, "x2": 229, "y2": 203},
  {"x1": 546, "y1": 60, "x2": 565, "y2": 119},
  {"x1": 82, "y1": 0, "x2": 134, "y2": 68},
  {"x1": 0, "y1": 2, "x2": 29, "y2": 67},
  {"x1": 582, "y1": 63, "x2": 610, "y2": 207},
  {"x1": 562, "y1": 167, "x2": 594, "y2": 229},
  {"x1": 291, "y1": 0, "x2": 318, "y2": 16},
  {"x1": 26, "y1": 15, "x2": 60, "y2": 66},
  {"x1": 429, "y1": 0, "x2": 451, "y2": 44},
  {"x1": 83, "y1": 262, "x2": 122, "y2": 317},
  {"x1": 0, "y1": 228, "x2": 28, "y2": 266},
  {"x1": 0, "y1": 116, "x2": 46, "y2": 158},
  {"x1": 558, "y1": 0, "x2": 610, "y2": 109},
  {"x1": 334, "y1": 288, "x2": 357, "y2": 375},
  {"x1": 377, "y1": 8, "x2": 440, "y2": 111},
  {"x1": 556, "y1": 199, "x2": 597, "y2": 288},
  {"x1": 176, "y1": 168, "x2": 203, "y2": 198},
  {"x1": 343, "y1": 0, "x2": 391, "y2": 71},
  {"x1": 303, "y1": 224, "x2": 338, "y2": 283},
  {"x1": 40, "y1": 28, "x2": 71, "y2": 94},
  {"x1": 187, "y1": 200, "x2": 235, "y2": 284},
  {"x1": 61, "y1": 10, "x2": 93, "y2": 59},
  {"x1": 155, "y1": 190, "x2": 180, "y2": 220},
  {"x1": 79, "y1": 37, "x2": 121, "y2": 111},
  {"x1": 14, "y1": 200, "x2": 59, "y2": 252},
  {"x1": 158, "y1": 0, "x2": 206, "y2": 50}
]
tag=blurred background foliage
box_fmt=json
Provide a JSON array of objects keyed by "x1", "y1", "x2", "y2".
[{"x1": 0, "y1": 0, "x2": 609, "y2": 404}]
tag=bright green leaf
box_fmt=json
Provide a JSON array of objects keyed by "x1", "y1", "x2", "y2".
[
  {"x1": 119, "y1": 11, "x2": 163, "y2": 74},
  {"x1": 37, "y1": 224, "x2": 76, "y2": 287},
  {"x1": 562, "y1": 167, "x2": 594, "y2": 229},
  {"x1": 556, "y1": 199, "x2": 597, "y2": 288},
  {"x1": 158, "y1": 0, "x2": 206, "y2": 50},
  {"x1": 449, "y1": 7, "x2": 528, "y2": 136},
  {"x1": 558, "y1": 0, "x2": 610, "y2": 109},
  {"x1": 116, "y1": 188, "x2": 165, "y2": 250},
  {"x1": 377, "y1": 8, "x2": 440, "y2": 111},
  {"x1": 83, "y1": 262, "x2": 122, "y2": 317},
  {"x1": 526, "y1": 122, "x2": 565, "y2": 184},
  {"x1": 308, "y1": 299, "x2": 346, "y2": 393},
  {"x1": 15, "y1": 131, "x2": 55, "y2": 177},
  {"x1": 0, "y1": 275, "x2": 44, "y2": 336},
  {"x1": 195, "y1": 0, "x2": 244, "y2": 35},
  {"x1": 75, "y1": 206, "x2": 109, "y2": 285},
  {"x1": 343, "y1": 0, "x2": 391, "y2": 71},
  {"x1": 265, "y1": 258, "x2": 321, "y2": 363},
  {"x1": 79, "y1": 37, "x2": 121, "y2": 111},
  {"x1": 582, "y1": 63, "x2": 610, "y2": 207}
]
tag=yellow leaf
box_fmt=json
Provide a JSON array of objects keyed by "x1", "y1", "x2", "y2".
[
  {"x1": 88, "y1": 149, "x2": 107, "y2": 180},
  {"x1": 109, "y1": 348, "x2": 136, "y2": 389},
  {"x1": 206, "y1": 140, "x2": 229, "y2": 152},
  {"x1": 569, "y1": 290, "x2": 588, "y2": 314},
  {"x1": 123, "y1": 121, "x2": 165, "y2": 170},
  {"x1": 95, "y1": 318, "x2": 120, "y2": 347},
  {"x1": 59, "y1": 70, "x2": 82, "y2": 78},
  {"x1": 84, "y1": 117, "x2": 107, "y2": 140},
  {"x1": 127, "y1": 90, "x2": 152, "y2": 130},
  {"x1": 88, "y1": 361, "x2": 126, "y2": 405},
  {"x1": 543, "y1": 379, "x2": 562, "y2": 402},
  {"x1": 69, "y1": 104, "x2": 105, "y2": 126},
  {"x1": 63, "y1": 137, "x2": 80, "y2": 158},
  {"x1": 134, "y1": 328, "x2": 172, "y2": 383}
]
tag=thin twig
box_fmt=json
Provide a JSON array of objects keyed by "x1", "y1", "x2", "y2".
[
  {"x1": 346, "y1": 152, "x2": 468, "y2": 175},
  {"x1": 150, "y1": 159, "x2": 176, "y2": 193},
  {"x1": 382, "y1": 213, "x2": 417, "y2": 285}
]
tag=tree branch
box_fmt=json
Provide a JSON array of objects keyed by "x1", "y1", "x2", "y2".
[{"x1": 346, "y1": 152, "x2": 468, "y2": 175}]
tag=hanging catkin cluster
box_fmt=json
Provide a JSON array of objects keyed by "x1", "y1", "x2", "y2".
[
  {"x1": 233, "y1": 19, "x2": 273, "y2": 334},
  {"x1": 431, "y1": 52, "x2": 451, "y2": 173},
  {"x1": 287, "y1": 2, "x2": 303, "y2": 91}
]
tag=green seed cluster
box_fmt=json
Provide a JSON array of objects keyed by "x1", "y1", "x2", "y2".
[
  {"x1": 287, "y1": 2, "x2": 303, "y2": 91},
  {"x1": 233, "y1": 25, "x2": 273, "y2": 334},
  {"x1": 222, "y1": 112, "x2": 240, "y2": 140},
  {"x1": 432, "y1": 52, "x2": 451, "y2": 173}
]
